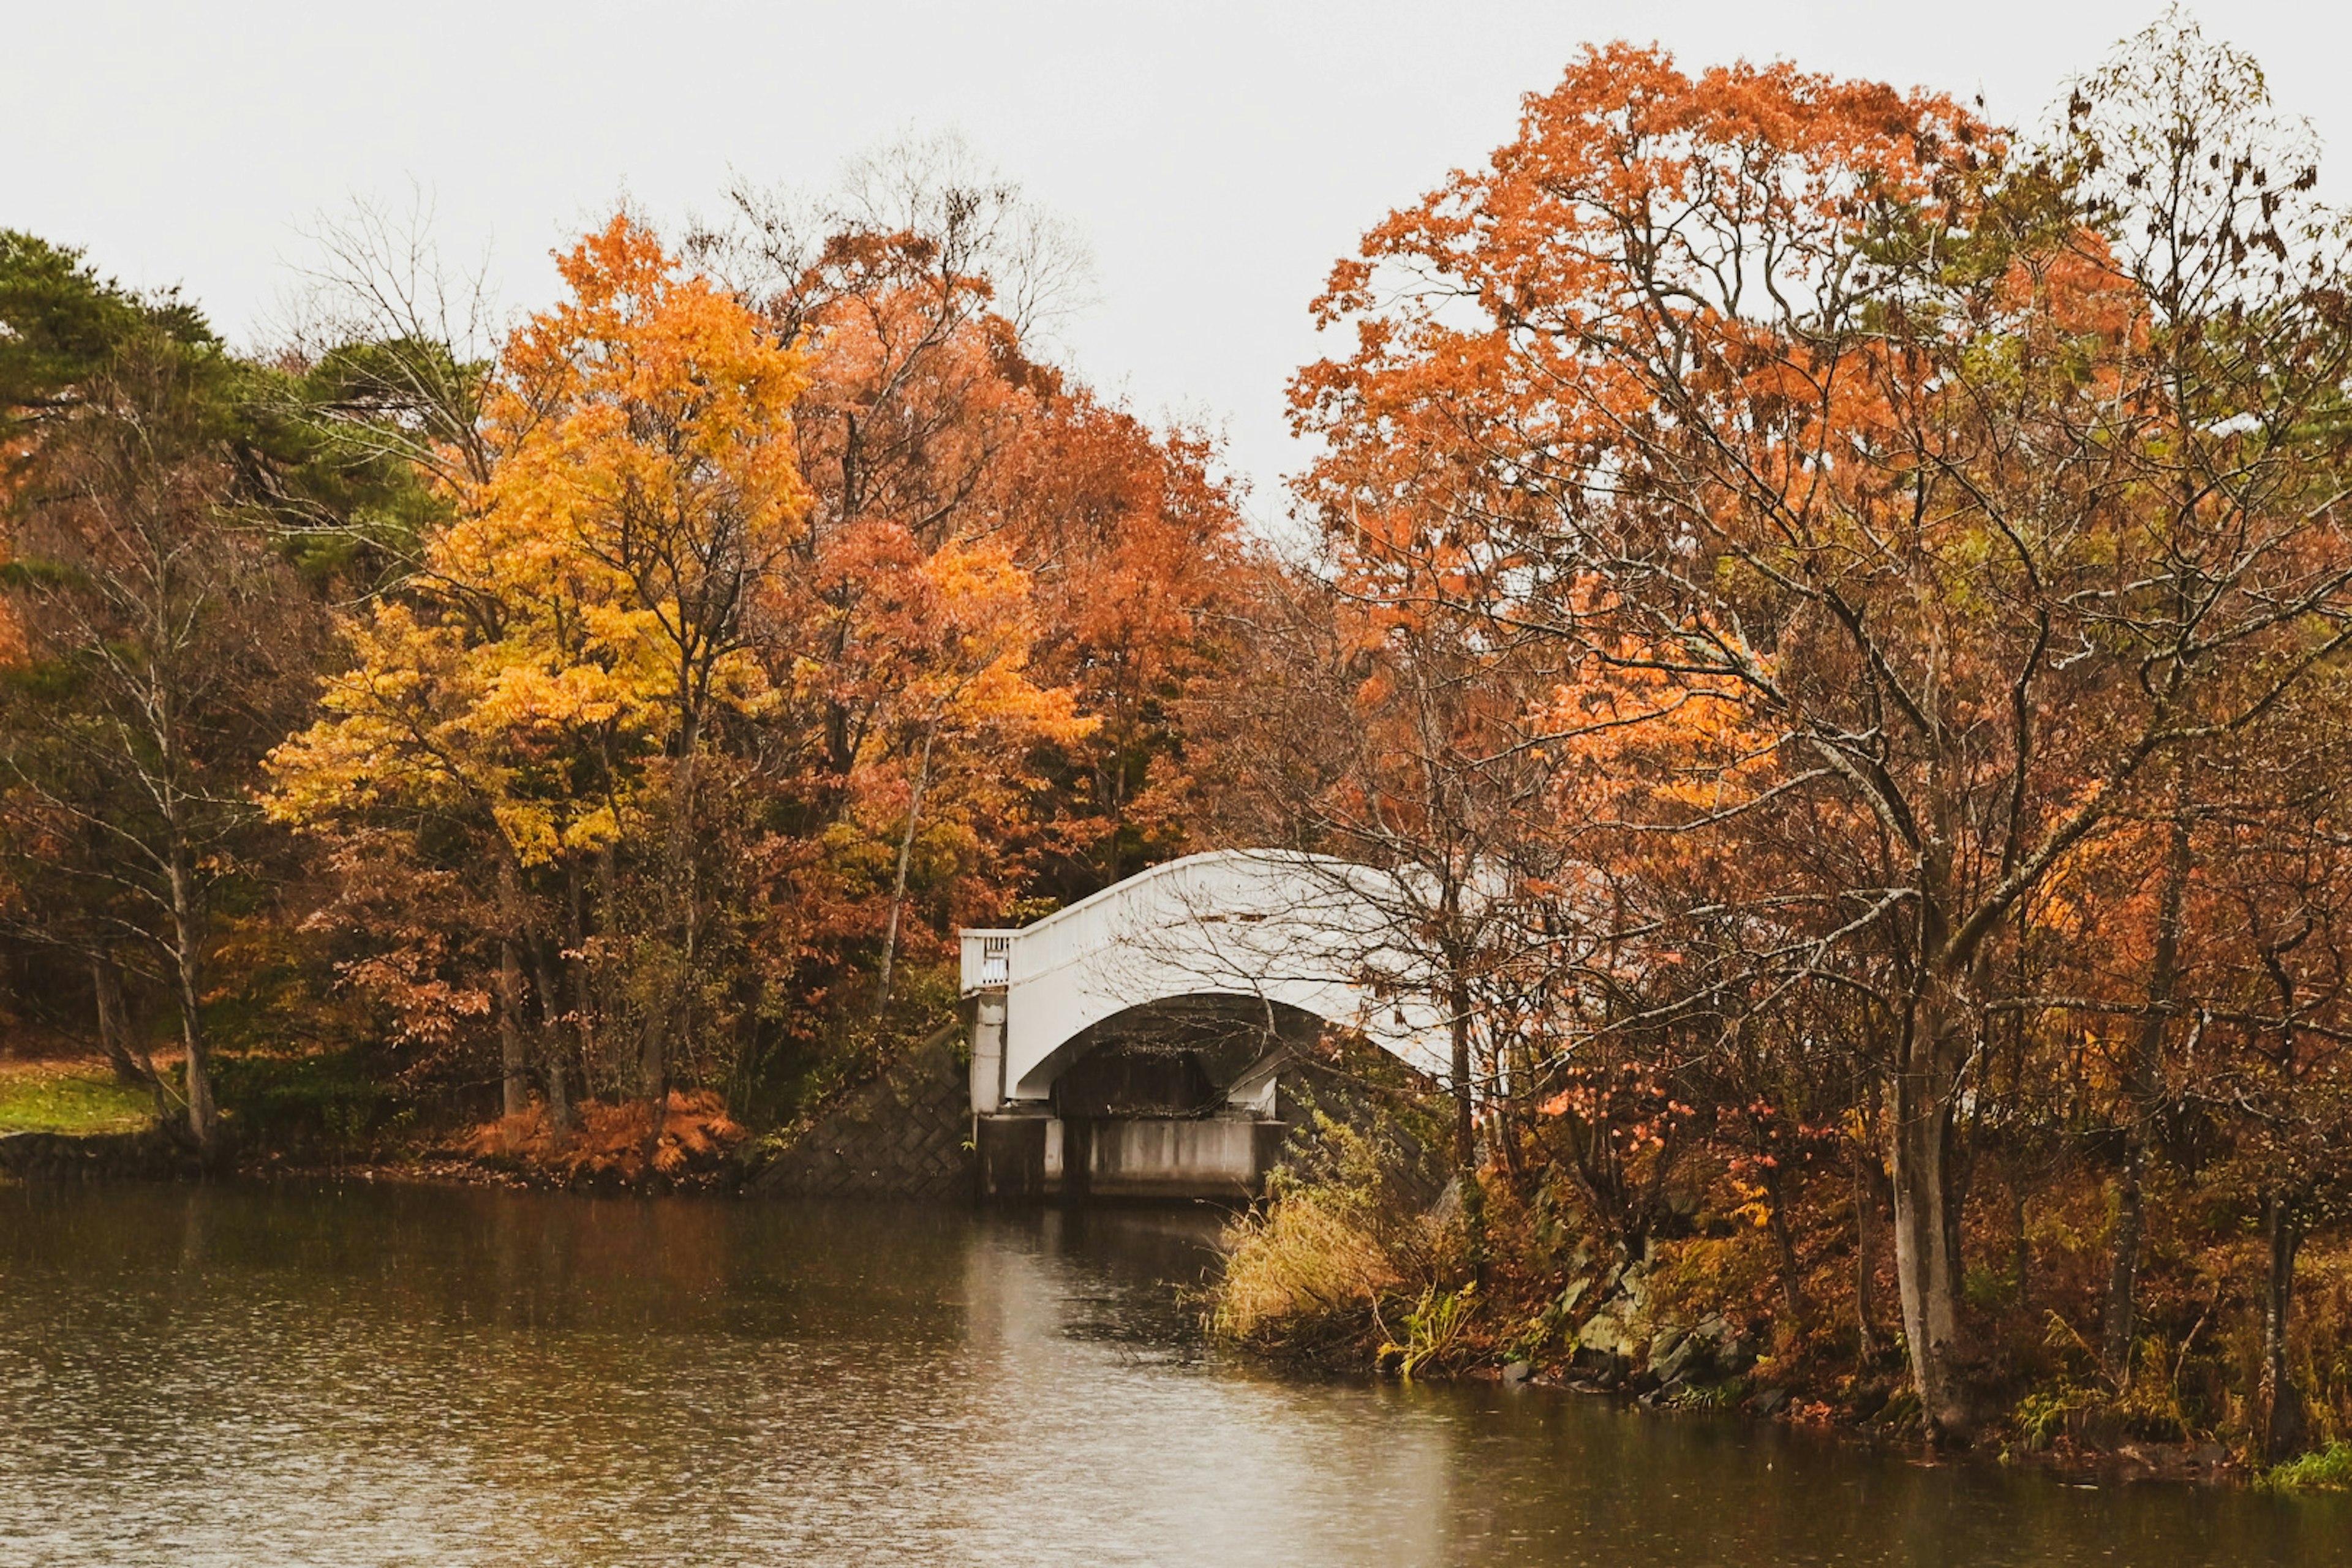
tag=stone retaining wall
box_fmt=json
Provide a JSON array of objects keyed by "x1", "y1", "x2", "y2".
[
  {"x1": 745, "y1": 1031, "x2": 974, "y2": 1201},
  {"x1": 0, "y1": 1128, "x2": 194, "y2": 1181}
]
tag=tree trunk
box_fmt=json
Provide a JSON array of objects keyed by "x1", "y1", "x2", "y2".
[
  {"x1": 518, "y1": 941, "x2": 571, "y2": 1137},
  {"x1": 2258, "y1": 1192, "x2": 2308, "y2": 1463},
  {"x1": 1762, "y1": 1156, "x2": 1808, "y2": 1322},
  {"x1": 873, "y1": 725, "x2": 938, "y2": 1021},
  {"x1": 2104, "y1": 791, "x2": 2191, "y2": 1384},
  {"x1": 642, "y1": 717, "x2": 704, "y2": 1146},
  {"x1": 593, "y1": 846, "x2": 618, "y2": 1095},
  {"x1": 1888, "y1": 1017, "x2": 1970, "y2": 1442},
  {"x1": 1449, "y1": 986, "x2": 1476, "y2": 1177},
  {"x1": 491, "y1": 857, "x2": 532, "y2": 1123},
  {"x1": 2012, "y1": 1181, "x2": 2032, "y2": 1314},
  {"x1": 2101, "y1": 1156, "x2": 2148, "y2": 1385},
  {"x1": 1494, "y1": 1038, "x2": 1529, "y2": 1192},
  {"x1": 91, "y1": 955, "x2": 135, "y2": 1084},
  {"x1": 560, "y1": 861, "x2": 592, "y2": 1131},
  {"x1": 165, "y1": 854, "x2": 218, "y2": 1161},
  {"x1": 543, "y1": 1036, "x2": 571, "y2": 1134},
  {"x1": 89, "y1": 956, "x2": 150, "y2": 1088},
  {"x1": 638, "y1": 1012, "x2": 668, "y2": 1135},
  {"x1": 1853, "y1": 1140, "x2": 1882, "y2": 1359},
  {"x1": 497, "y1": 935, "x2": 529, "y2": 1122},
  {"x1": 1446, "y1": 972, "x2": 1487, "y2": 1267},
  {"x1": 93, "y1": 954, "x2": 173, "y2": 1125}
]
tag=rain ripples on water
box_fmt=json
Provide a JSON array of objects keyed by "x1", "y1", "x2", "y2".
[{"x1": 0, "y1": 1183, "x2": 2343, "y2": 1567}]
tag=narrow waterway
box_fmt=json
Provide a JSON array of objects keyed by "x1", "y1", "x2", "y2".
[{"x1": 0, "y1": 1182, "x2": 2342, "y2": 1566}]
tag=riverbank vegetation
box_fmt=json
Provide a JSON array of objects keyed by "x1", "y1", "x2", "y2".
[
  {"x1": 1202, "y1": 10, "x2": 2352, "y2": 1477},
  {"x1": 9, "y1": 7, "x2": 2352, "y2": 1481}
]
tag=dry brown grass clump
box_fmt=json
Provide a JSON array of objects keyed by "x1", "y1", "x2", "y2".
[
  {"x1": 1214, "y1": 1186, "x2": 1402, "y2": 1346},
  {"x1": 1210, "y1": 1110, "x2": 1459, "y2": 1359}
]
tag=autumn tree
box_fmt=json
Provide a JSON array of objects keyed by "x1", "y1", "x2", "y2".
[
  {"x1": 270, "y1": 199, "x2": 1145, "y2": 1134},
  {"x1": 854, "y1": 529, "x2": 1094, "y2": 1014},
  {"x1": 1, "y1": 239, "x2": 336, "y2": 1157},
  {"x1": 995, "y1": 393, "x2": 1250, "y2": 899},
  {"x1": 272, "y1": 191, "x2": 502, "y2": 502},
  {"x1": 1175, "y1": 548, "x2": 1592, "y2": 1257},
  {"x1": 1294, "y1": 20, "x2": 2352, "y2": 1439},
  {"x1": 2193, "y1": 793, "x2": 2352, "y2": 1458},
  {"x1": 709, "y1": 135, "x2": 1071, "y2": 804},
  {"x1": 702, "y1": 138, "x2": 1248, "y2": 1014},
  {"x1": 271, "y1": 214, "x2": 808, "y2": 1126}
]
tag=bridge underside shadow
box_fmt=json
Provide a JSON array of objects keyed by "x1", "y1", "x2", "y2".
[{"x1": 974, "y1": 993, "x2": 1333, "y2": 1203}]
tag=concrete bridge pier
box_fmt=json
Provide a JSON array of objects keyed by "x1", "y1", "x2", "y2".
[
  {"x1": 968, "y1": 986, "x2": 1291, "y2": 1202},
  {"x1": 959, "y1": 850, "x2": 1451, "y2": 1205},
  {"x1": 972, "y1": 1101, "x2": 1289, "y2": 1205},
  {"x1": 969, "y1": 986, "x2": 1007, "y2": 1117}
]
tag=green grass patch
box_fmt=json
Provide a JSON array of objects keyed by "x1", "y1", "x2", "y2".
[
  {"x1": 2266, "y1": 1442, "x2": 2352, "y2": 1492},
  {"x1": 0, "y1": 1065, "x2": 156, "y2": 1135}
]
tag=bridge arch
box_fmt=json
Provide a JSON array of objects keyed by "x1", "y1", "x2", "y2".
[
  {"x1": 1023, "y1": 992, "x2": 1333, "y2": 1120},
  {"x1": 962, "y1": 849, "x2": 1451, "y2": 1110}
]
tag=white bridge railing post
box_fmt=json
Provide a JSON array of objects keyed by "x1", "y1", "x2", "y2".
[{"x1": 960, "y1": 930, "x2": 1016, "y2": 1115}]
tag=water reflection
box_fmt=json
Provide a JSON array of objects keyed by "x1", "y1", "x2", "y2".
[{"x1": 0, "y1": 1183, "x2": 2342, "y2": 1566}]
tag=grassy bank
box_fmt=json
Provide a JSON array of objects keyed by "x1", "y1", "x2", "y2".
[
  {"x1": 0, "y1": 1059, "x2": 155, "y2": 1136},
  {"x1": 0, "y1": 1031, "x2": 865, "y2": 1193}
]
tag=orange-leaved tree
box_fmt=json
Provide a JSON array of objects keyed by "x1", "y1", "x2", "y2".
[
  {"x1": 993, "y1": 391, "x2": 1251, "y2": 898},
  {"x1": 710, "y1": 146, "x2": 1245, "y2": 1017},
  {"x1": 1294, "y1": 23, "x2": 2352, "y2": 1439}
]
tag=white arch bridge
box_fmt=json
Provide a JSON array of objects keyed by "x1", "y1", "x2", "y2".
[{"x1": 958, "y1": 850, "x2": 1452, "y2": 1200}]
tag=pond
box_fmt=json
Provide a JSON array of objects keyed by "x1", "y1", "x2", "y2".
[{"x1": 0, "y1": 1182, "x2": 2343, "y2": 1566}]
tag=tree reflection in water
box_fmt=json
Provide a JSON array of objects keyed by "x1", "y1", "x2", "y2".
[{"x1": 0, "y1": 1184, "x2": 2340, "y2": 1566}]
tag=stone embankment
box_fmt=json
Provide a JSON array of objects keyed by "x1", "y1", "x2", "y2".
[
  {"x1": 0, "y1": 1128, "x2": 195, "y2": 1182},
  {"x1": 744, "y1": 1030, "x2": 974, "y2": 1200},
  {"x1": 1545, "y1": 1250, "x2": 1770, "y2": 1412}
]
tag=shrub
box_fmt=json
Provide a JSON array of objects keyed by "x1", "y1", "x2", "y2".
[
  {"x1": 2266, "y1": 1442, "x2": 2352, "y2": 1492},
  {"x1": 459, "y1": 1090, "x2": 744, "y2": 1185},
  {"x1": 1210, "y1": 1109, "x2": 1458, "y2": 1359},
  {"x1": 209, "y1": 1049, "x2": 403, "y2": 1159},
  {"x1": 1382, "y1": 1281, "x2": 1479, "y2": 1378},
  {"x1": 1213, "y1": 1182, "x2": 1401, "y2": 1347}
]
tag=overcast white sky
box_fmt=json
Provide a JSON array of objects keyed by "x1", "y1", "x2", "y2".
[{"x1": 10, "y1": 2, "x2": 2348, "y2": 523}]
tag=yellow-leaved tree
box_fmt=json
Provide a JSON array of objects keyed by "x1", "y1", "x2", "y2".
[{"x1": 270, "y1": 214, "x2": 806, "y2": 1127}]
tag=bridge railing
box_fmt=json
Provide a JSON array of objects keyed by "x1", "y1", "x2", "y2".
[{"x1": 960, "y1": 930, "x2": 1015, "y2": 994}]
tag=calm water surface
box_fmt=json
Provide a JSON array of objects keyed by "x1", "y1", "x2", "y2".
[{"x1": 1, "y1": 1182, "x2": 2345, "y2": 1566}]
